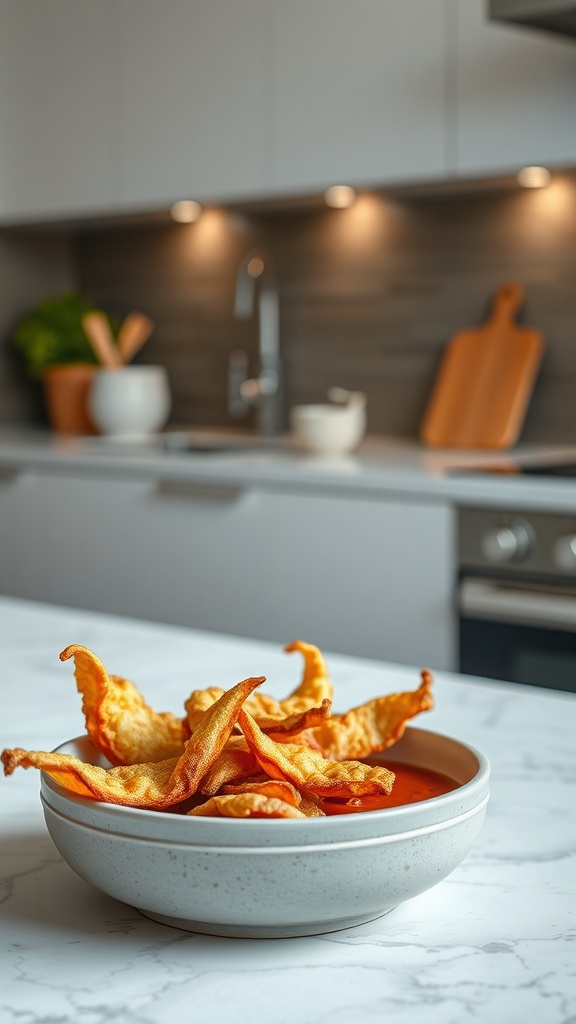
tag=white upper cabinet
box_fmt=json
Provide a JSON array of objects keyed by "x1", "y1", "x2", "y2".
[
  {"x1": 110, "y1": 0, "x2": 266, "y2": 209},
  {"x1": 0, "y1": 0, "x2": 267, "y2": 222},
  {"x1": 2, "y1": 0, "x2": 576, "y2": 223},
  {"x1": 0, "y1": 0, "x2": 114, "y2": 222},
  {"x1": 266, "y1": 0, "x2": 448, "y2": 192},
  {"x1": 453, "y1": 0, "x2": 576, "y2": 176}
]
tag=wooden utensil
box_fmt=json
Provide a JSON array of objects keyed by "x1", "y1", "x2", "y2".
[
  {"x1": 117, "y1": 311, "x2": 154, "y2": 364},
  {"x1": 420, "y1": 282, "x2": 544, "y2": 449},
  {"x1": 82, "y1": 311, "x2": 123, "y2": 369}
]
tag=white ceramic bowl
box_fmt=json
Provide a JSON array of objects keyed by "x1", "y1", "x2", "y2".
[
  {"x1": 40, "y1": 728, "x2": 489, "y2": 938},
  {"x1": 291, "y1": 402, "x2": 366, "y2": 456},
  {"x1": 89, "y1": 365, "x2": 171, "y2": 438}
]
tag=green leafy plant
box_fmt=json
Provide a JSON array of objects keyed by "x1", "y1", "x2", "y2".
[{"x1": 13, "y1": 292, "x2": 114, "y2": 378}]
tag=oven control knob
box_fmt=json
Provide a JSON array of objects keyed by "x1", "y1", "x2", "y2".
[
  {"x1": 481, "y1": 523, "x2": 531, "y2": 563},
  {"x1": 552, "y1": 534, "x2": 576, "y2": 572}
]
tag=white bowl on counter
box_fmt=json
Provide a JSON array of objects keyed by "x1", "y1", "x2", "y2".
[
  {"x1": 291, "y1": 391, "x2": 366, "y2": 455},
  {"x1": 89, "y1": 365, "x2": 171, "y2": 439},
  {"x1": 40, "y1": 727, "x2": 489, "y2": 939}
]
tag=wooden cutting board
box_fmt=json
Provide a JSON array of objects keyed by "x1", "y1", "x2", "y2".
[{"x1": 420, "y1": 282, "x2": 544, "y2": 449}]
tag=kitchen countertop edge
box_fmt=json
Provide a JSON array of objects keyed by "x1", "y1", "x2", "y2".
[{"x1": 2, "y1": 428, "x2": 576, "y2": 510}]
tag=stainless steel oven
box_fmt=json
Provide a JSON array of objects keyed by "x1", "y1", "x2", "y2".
[{"x1": 458, "y1": 506, "x2": 576, "y2": 692}]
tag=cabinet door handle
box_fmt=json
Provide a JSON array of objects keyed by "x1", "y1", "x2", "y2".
[{"x1": 155, "y1": 479, "x2": 247, "y2": 503}]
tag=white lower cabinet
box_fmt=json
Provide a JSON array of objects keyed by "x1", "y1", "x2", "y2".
[
  {"x1": 0, "y1": 468, "x2": 39, "y2": 597},
  {"x1": 2, "y1": 469, "x2": 456, "y2": 672}
]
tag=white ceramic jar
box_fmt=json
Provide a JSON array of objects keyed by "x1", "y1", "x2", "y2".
[{"x1": 89, "y1": 365, "x2": 171, "y2": 438}]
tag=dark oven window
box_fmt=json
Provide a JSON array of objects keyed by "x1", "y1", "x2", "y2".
[{"x1": 460, "y1": 618, "x2": 576, "y2": 693}]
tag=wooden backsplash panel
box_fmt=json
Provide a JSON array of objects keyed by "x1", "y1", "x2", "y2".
[{"x1": 71, "y1": 180, "x2": 576, "y2": 443}]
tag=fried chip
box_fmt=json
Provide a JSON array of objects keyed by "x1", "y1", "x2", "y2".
[
  {"x1": 184, "y1": 686, "x2": 225, "y2": 736},
  {"x1": 308, "y1": 670, "x2": 434, "y2": 760},
  {"x1": 298, "y1": 797, "x2": 326, "y2": 818},
  {"x1": 221, "y1": 778, "x2": 302, "y2": 806},
  {"x1": 3, "y1": 639, "x2": 438, "y2": 821},
  {"x1": 199, "y1": 736, "x2": 258, "y2": 795},
  {"x1": 187, "y1": 793, "x2": 308, "y2": 818},
  {"x1": 272, "y1": 730, "x2": 326, "y2": 754},
  {"x1": 183, "y1": 641, "x2": 334, "y2": 735},
  {"x1": 262, "y1": 699, "x2": 332, "y2": 738},
  {"x1": 60, "y1": 644, "x2": 185, "y2": 765},
  {"x1": 2, "y1": 675, "x2": 264, "y2": 808},
  {"x1": 247, "y1": 640, "x2": 334, "y2": 724},
  {"x1": 238, "y1": 709, "x2": 395, "y2": 798},
  {"x1": 220, "y1": 778, "x2": 325, "y2": 816},
  {"x1": 197, "y1": 727, "x2": 333, "y2": 799}
]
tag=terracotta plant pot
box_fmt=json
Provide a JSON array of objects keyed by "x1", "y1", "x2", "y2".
[{"x1": 42, "y1": 364, "x2": 99, "y2": 435}]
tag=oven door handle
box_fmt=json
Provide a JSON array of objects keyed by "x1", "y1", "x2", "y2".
[{"x1": 459, "y1": 578, "x2": 576, "y2": 632}]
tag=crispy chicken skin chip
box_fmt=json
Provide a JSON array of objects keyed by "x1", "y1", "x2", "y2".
[
  {"x1": 309, "y1": 670, "x2": 434, "y2": 760},
  {"x1": 60, "y1": 644, "x2": 185, "y2": 765},
  {"x1": 184, "y1": 640, "x2": 333, "y2": 734},
  {"x1": 298, "y1": 797, "x2": 326, "y2": 817},
  {"x1": 187, "y1": 793, "x2": 308, "y2": 818},
  {"x1": 196, "y1": 710, "x2": 329, "y2": 796},
  {"x1": 183, "y1": 686, "x2": 226, "y2": 737},
  {"x1": 252, "y1": 640, "x2": 334, "y2": 724},
  {"x1": 2, "y1": 675, "x2": 264, "y2": 808},
  {"x1": 262, "y1": 699, "x2": 332, "y2": 737},
  {"x1": 222, "y1": 778, "x2": 303, "y2": 806},
  {"x1": 238, "y1": 710, "x2": 395, "y2": 798},
  {"x1": 3, "y1": 640, "x2": 437, "y2": 819},
  {"x1": 199, "y1": 736, "x2": 258, "y2": 795},
  {"x1": 217, "y1": 778, "x2": 325, "y2": 817}
]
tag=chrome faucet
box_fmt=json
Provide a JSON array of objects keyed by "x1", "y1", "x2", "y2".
[{"x1": 229, "y1": 250, "x2": 283, "y2": 435}]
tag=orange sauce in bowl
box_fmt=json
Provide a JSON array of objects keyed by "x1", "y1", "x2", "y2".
[{"x1": 318, "y1": 762, "x2": 460, "y2": 816}]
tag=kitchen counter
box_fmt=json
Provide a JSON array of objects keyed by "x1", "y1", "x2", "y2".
[
  {"x1": 2, "y1": 596, "x2": 575, "y2": 1024},
  {"x1": 3, "y1": 426, "x2": 576, "y2": 511}
]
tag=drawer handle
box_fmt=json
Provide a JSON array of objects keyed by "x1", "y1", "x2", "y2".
[
  {"x1": 156, "y1": 480, "x2": 246, "y2": 503},
  {"x1": 460, "y1": 578, "x2": 576, "y2": 632}
]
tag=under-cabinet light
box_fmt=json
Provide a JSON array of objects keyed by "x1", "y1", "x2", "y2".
[
  {"x1": 324, "y1": 185, "x2": 357, "y2": 208},
  {"x1": 517, "y1": 166, "x2": 551, "y2": 189},
  {"x1": 170, "y1": 199, "x2": 202, "y2": 223}
]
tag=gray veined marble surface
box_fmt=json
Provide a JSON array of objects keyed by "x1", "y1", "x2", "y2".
[{"x1": 1, "y1": 595, "x2": 575, "y2": 1024}]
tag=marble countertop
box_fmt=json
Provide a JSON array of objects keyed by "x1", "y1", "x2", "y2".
[
  {"x1": 1, "y1": 596, "x2": 575, "y2": 1024},
  {"x1": 3, "y1": 425, "x2": 576, "y2": 510}
]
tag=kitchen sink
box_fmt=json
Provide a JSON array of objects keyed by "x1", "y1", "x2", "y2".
[
  {"x1": 162, "y1": 431, "x2": 290, "y2": 454},
  {"x1": 77, "y1": 430, "x2": 294, "y2": 456}
]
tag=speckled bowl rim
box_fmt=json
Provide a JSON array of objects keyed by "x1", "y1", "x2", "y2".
[{"x1": 40, "y1": 726, "x2": 490, "y2": 848}]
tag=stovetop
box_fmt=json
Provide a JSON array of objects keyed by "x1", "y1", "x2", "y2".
[
  {"x1": 451, "y1": 461, "x2": 576, "y2": 478},
  {"x1": 519, "y1": 462, "x2": 576, "y2": 477}
]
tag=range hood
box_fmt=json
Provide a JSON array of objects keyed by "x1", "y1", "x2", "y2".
[{"x1": 489, "y1": 0, "x2": 576, "y2": 39}]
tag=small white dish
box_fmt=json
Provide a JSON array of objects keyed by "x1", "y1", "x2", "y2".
[
  {"x1": 291, "y1": 392, "x2": 366, "y2": 456},
  {"x1": 40, "y1": 727, "x2": 489, "y2": 939},
  {"x1": 89, "y1": 365, "x2": 171, "y2": 438}
]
